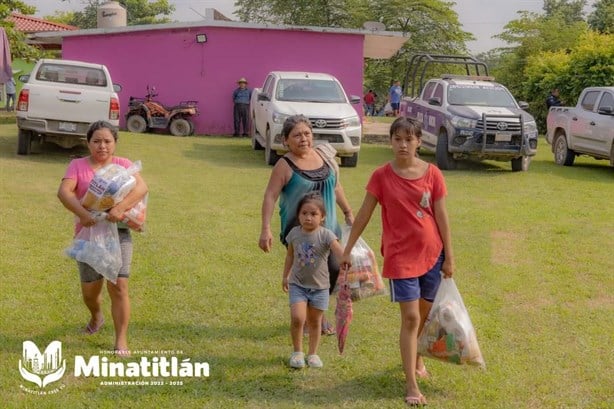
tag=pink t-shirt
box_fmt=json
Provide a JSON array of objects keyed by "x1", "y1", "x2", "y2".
[
  {"x1": 63, "y1": 156, "x2": 132, "y2": 232},
  {"x1": 63, "y1": 156, "x2": 133, "y2": 200},
  {"x1": 366, "y1": 163, "x2": 447, "y2": 279}
]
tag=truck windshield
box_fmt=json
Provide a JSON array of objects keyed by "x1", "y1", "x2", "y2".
[
  {"x1": 277, "y1": 79, "x2": 346, "y2": 103},
  {"x1": 35, "y1": 63, "x2": 107, "y2": 87},
  {"x1": 448, "y1": 85, "x2": 517, "y2": 107}
]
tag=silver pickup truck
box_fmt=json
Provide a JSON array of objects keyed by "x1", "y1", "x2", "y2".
[
  {"x1": 16, "y1": 59, "x2": 121, "y2": 155},
  {"x1": 546, "y1": 86, "x2": 614, "y2": 167}
]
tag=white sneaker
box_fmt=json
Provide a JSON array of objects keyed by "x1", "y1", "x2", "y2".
[
  {"x1": 306, "y1": 354, "x2": 323, "y2": 368},
  {"x1": 289, "y1": 352, "x2": 305, "y2": 368}
]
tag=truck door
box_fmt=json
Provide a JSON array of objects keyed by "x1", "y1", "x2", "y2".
[
  {"x1": 423, "y1": 83, "x2": 444, "y2": 147},
  {"x1": 570, "y1": 90, "x2": 602, "y2": 153},
  {"x1": 255, "y1": 75, "x2": 273, "y2": 136},
  {"x1": 414, "y1": 81, "x2": 437, "y2": 147},
  {"x1": 592, "y1": 91, "x2": 614, "y2": 155}
]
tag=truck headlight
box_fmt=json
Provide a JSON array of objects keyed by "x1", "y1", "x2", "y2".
[
  {"x1": 272, "y1": 112, "x2": 290, "y2": 124},
  {"x1": 450, "y1": 116, "x2": 476, "y2": 129},
  {"x1": 523, "y1": 120, "x2": 538, "y2": 137},
  {"x1": 342, "y1": 115, "x2": 361, "y2": 128}
]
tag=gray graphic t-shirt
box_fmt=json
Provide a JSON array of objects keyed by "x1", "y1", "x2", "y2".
[{"x1": 286, "y1": 226, "x2": 338, "y2": 290}]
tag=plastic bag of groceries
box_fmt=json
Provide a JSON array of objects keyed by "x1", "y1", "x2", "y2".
[
  {"x1": 334, "y1": 226, "x2": 387, "y2": 301},
  {"x1": 121, "y1": 193, "x2": 148, "y2": 232},
  {"x1": 417, "y1": 276, "x2": 485, "y2": 368},
  {"x1": 65, "y1": 213, "x2": 121, "y2": 284},
  {"x1": 81, "y1": 161, "x2": 142, "y2": 211}
]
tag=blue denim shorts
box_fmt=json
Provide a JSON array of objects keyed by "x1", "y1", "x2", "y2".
[
  {"x1": 289, "y1": 284, "x2": 329, "y2": 311},
  {"x1": 389, "y1": 252, "x2": 444, "y2": 303}
]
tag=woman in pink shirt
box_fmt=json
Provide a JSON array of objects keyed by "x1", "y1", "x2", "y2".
[
  {"x1": 342, "y1": 117, "x2": 455, "y2": 406},
  {"x1": 58, "y1": 121, "x2": 148, "y2": 356}
]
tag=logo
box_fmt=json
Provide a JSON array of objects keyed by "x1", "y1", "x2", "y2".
[
  {"x1": 19, "y1": 340, "x2": 66, "y2": 388},
  {"x1": 496, "y1": 121, "x2": 508, "y2": 131},
  {"x1": 314, "y1": 119, "x2": 328, "y2": 128}
]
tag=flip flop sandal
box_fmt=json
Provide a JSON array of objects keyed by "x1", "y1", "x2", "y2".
[
  {"x1": 416, "y1": 365, "x2": 430, "y2": 379},
  {"x1": 405, "y1": 394, "x2": 427, "y2": 406},
  {"x1": 84, "y1": 318, "x2": 104, "y2": 335}
]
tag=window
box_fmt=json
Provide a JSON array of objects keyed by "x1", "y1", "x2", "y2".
[
  {"x1": 421, "y1": 82, "x2": 437, "y2": 100},
  {"x1": 580, "y1": 91, "x2": 600, "y2": 111},
  {"x1": 598, "y1": 92, "x2": 613, "y2": 110},
  {"x1": 276, "y1": 79, "x2": 345, "y2": 103},
  {"x1": 35, "y1": 63, "x2": 107, "y2": 87}
]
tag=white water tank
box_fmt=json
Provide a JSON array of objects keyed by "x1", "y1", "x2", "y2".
[{"x1": 97, "y1": 1, "x2": 127, "y2": 28}]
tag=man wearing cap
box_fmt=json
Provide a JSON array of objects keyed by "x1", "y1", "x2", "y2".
[{"x1": 232, "y1": 77, "x2": 252, "y2": 137}]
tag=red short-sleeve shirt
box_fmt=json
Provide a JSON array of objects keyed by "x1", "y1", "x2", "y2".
[{"x1": 367, "y1": 163, "x2": 447, "y2": 279}]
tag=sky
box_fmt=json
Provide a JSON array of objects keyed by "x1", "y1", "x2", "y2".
[{"x1": 24, "y1": 0, "x2": 598, "y2": 53}]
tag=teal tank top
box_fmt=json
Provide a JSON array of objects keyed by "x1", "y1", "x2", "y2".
[{"x1": 279, "y1": 157, "x2": 341, "y2": 245}]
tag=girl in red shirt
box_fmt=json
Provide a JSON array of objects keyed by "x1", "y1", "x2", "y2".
[{"x1": 342, "y1": 117, "x2": 455, "y2": 406}]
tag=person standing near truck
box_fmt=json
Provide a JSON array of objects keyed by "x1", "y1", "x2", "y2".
[
  {"x1": 232, "y1": 77, "x2": 252, "y2": 137},
  {"x1": 546, "y1": 88, "x2": 562, "y2": 109},
  {"x1": 5, "y1": 77, "x2": 16, "y2": 111},
  {"x1": 389, "y1": 80, "x2": 402, "y2": 116}
]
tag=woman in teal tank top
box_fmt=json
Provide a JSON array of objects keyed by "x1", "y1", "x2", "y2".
[{"x1": 259, "y1": 115, "x2": 355, "y2": 333}]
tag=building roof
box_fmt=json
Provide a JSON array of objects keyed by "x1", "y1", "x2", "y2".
[
  {"x1": 7, "y1": 12, "x2": 78, "y2": 34},
  {"x1": 29, "y1": 18, "x2": 408, "y2": 59}
]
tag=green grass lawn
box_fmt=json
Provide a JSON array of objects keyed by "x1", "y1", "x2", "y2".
[{"x1": 0, "y1": 124, "x2": 612, "y2": 409}]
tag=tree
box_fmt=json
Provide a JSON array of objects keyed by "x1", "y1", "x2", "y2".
[
  {"x1": 522, "y1": 31, "x2": 613, "y2": 131},
  {"x1": 235, "y1": 0, "x2": 473, "y2": 101},
  {"x1": 587, "y1": 0, "x2": 614, "y2": 33},
  {"x1": 59, "y1": 0, "x2": 175, "y2": 29},
  {"x1": 0, "y1": 0, "x2": 45, "y2": 61},
  {"x1": 492, "y1": 2, "x2": 588, "y2": 103}
]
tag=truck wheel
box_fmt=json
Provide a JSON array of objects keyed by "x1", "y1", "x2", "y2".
[
  {"x1": 188, "y1": 120, "x2": 195, "y2": 135},
  {"x1": 265, "y1": 128, "x2": 281, "y2": 166},
  {"x1": 127, "y1": 115, "x2": 147, "y2": 133},
  {"x1": 436, "y1": 130, "x2": 456, "y2": 170},
  {"x1": 610, "y1": 143, "x2": 614, "y2": 167},
  {"x1": 554, "y1": 133, "x2": 575, "y2": 166},
  {"x1": 170, "y1": 118, "x2": 191, "y2": 136},
  {"x1": 511, "y1": 156, "x2": 530, "y2": 172},
  {"x1": 17, "y1": 129, "x2": 32, "y2": 155},
  {"x1": 340, "y1": 153, "x2": 358, "y2": 167},
  {"x1": 251, "y1": 114, "x2": 263, "y2": 150}
]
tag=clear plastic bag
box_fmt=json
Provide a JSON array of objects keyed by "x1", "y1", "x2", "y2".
[
  {"x1": 65, "y1": 214, "x2": 122, "y2": 284},
  {"x1": 122, "y1": 193, "x2": 148, "y2": 232},
  {"x1": 81, "y1": 161, "x2": 141, "y2": 211},
  {"x1": 418, "y1": 277, "x2": 485, "y2": 368},
  {"x1": 335, "y1": 226, "x2": 387, "y2": 301}
]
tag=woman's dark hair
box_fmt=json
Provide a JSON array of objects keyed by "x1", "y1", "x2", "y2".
[
  {"x1": 296, "y1": 191, "x2": 326, "y2": 219},
  {"x1": 389, "y1": 116, "x2": 422, "y2": 139},
  {"x1": 86, "y1": 120, "x2": 118, "y2": 142},
  {"x1": 281, "y1": 114, "x2": 312, "y2": 139}
]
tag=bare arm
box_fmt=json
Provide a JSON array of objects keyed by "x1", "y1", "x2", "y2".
[
  {"x1": 259, "y1": 160, "x2": 291, "y2": 252},
  {"x1": 57, "y1": 178, "x2": 96, "y2": 227},
  {"x1": 282, "y1": 243, "x2": 294, "y2": 292},
  {"x1": 341, "y1": 192, "x2": 378, "y2": 266},
  {"x1": 330, "y1": 239, "x2": 348, "y2": 270},
  {"x1": 335, "y1": 182, "x2": 354, "y2": 226},
  {"x1": 106, "y1": 173, "x2": 148, "y2": 223},
  {"x1": 434, "y1": 196, "x2": 455, "y2": 278}
]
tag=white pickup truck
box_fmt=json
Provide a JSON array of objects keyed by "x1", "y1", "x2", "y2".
[
  {"x1": 546, "y1": 86, "x2": 614, "y2": 166},
  {"x1": 250, "y1": 71, "x2": 362, "y2": 167},
  {"x1": 16, "y1": 59, "x2": 121, "y2": 155}
]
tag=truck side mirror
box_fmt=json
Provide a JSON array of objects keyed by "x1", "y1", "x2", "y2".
[
  {"x1": 428, "y1": 97, "x2": 441, "y2": 106},
  {"x1": 597, "y1": 106, "x2": 613, "y2": 115},
  {"x1": 18, "y1": 74, "x2": 30, "y2": 82},
  {"x1": 518, "y1": 101, "x2": 529, "y2": 110},
  {"x1": 257, "y1": 93, "x2": 270, "y2": 102},
  {"x1": 349, "y1": 95, "x2": 361, "y2": 104},
  {"x1": 113, "y1": 84, "x2": 122, "y2": 92}
]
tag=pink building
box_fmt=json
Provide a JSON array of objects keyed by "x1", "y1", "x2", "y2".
[{"x1": 33, "y1": 19, "x2": 406, "y2": 135}]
